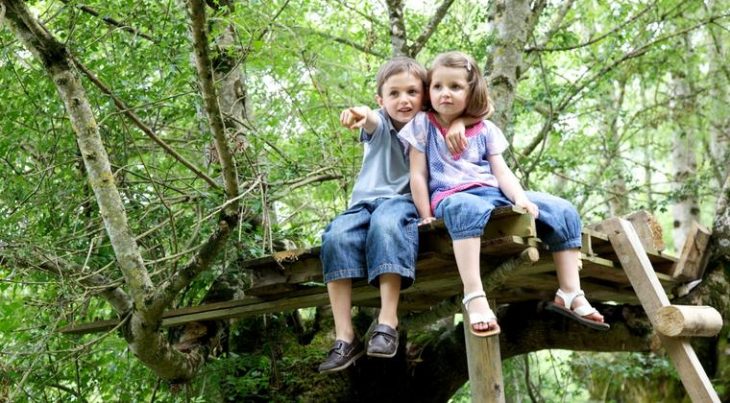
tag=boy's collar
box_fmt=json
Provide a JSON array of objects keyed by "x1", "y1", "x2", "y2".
[{"x1": 380, "y1": 108, "x2": 398, "y2": 133}]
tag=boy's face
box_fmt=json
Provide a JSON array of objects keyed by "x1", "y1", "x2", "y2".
[{"x1": 376, "y1": 72, "x2": 424, "y2": 130}]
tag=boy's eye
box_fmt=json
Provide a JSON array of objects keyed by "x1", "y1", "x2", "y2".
[
  {"x1": 408, "y1": 89, "x2": 418, "y2": 95},
  {"x1": 432, "y1": 84, "x2": 441, "y2": 89},
  {"x1": 389, "y1": 91, "x2": 398, "y2": 97}
]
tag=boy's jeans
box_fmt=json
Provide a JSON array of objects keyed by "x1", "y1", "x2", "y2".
[
  {"x1": 321, "y1": 195, "x2": 418, "y2": 288},
  {"x1": 434, "y1": 186, "x2": 582, "y2": 251}
]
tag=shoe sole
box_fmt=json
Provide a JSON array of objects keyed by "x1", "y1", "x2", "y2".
[
  {"x1": 366, "y1": 348, "x2": 397, "y2": 358},
  {"x1": 545, "y1": 302, "x2": 610, "y2": 331},
  {"x1": 318, "y1": 349, "x2": 365, "y2": 374}
]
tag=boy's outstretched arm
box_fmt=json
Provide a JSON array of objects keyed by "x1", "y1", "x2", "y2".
[
  {"x1": 488, "y1": 153, "x2": 539, "y2": 218},
  {"x1": 409, "y1": 147, "x2": 435, "y2": 225},
  {"x1": 340, "y1": 106, "x2": 379, "y2": 134}
]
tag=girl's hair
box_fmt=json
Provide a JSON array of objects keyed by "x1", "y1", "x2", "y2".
[
  {"x1": 376, "y1": 57, "x2": 428, "y2": 97},
  {"x1": 429, "y1": 51, "x2": 493, "y2": 118}
]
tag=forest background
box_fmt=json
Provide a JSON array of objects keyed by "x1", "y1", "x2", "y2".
[{"x1": 0, "y1": 0, "x2": 728, "y2": 401}]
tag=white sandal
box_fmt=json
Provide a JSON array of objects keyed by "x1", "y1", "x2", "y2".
[
  {"x1": 545, "y1": 289, "x2": 610, "y2": 331},
  {"x1": 462, "y1": 291, "x2": 501, "y2": 337}
]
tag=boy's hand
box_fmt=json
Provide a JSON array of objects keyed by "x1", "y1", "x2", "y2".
[
  {"x1": 340, "y1": 107, "x2": 371, "y2": 129},
  {"x1": 514, "y1": 197, "x2": 539, "y2": 219},
  {"x1": 445, "y1": 119, "x2": 468, "y2": 155}
]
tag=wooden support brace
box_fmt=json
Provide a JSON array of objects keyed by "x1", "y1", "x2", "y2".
[
  {"x1": 602, "y1": 218, "x2": 720, "y2": 403},
  {"x1": 464, "y1": 298, "x2": 504, "y2": 403},
  {"x1": 656, "y1": 305, "x2": 723, "y2": 337}
]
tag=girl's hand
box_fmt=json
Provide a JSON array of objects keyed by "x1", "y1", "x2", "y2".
[
  {"x1": 418, "y1": 217, "x2": 436, "y2": 226},
  {"x1": 445, "y1": 120, "x2": 468, "y2": 156},
  {"x1": 340, "y1": 107, "x2": 370, "y2": 129},
  {"x1": 515, "y1": 198, "x2": 539, "y2": 219}
]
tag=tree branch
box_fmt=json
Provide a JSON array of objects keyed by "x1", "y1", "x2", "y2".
[
  {"x1": 525, "y1": 0, "x2": 658, "y2": 52},
  {"x1": 72, "y1": 57, "x2": 221, "y2": 191},
  {"x1": 6, "y1": 247, "x2": 132, "y2": 314},
  {"x1": 290, "y1": 25, "x2": 387, "y2": 59},
  {"x1": 534, "y1": 0, "x2": 576, "y2": 49},
  {"x1": 58, "y1": 0, "x2": 156, "y2": 43},
  {"x1": 1, "y1": 0, "x2": 152, "y2": 310},
  {"x1": 2, "y1": 0, "x2": 207, "y2": 382},
  {"x1": 408, "y1": 0, "x2": 455, "y2": 57},
  {"x1": 187, "y1": 0, "x2": 240, "y2": 216}
]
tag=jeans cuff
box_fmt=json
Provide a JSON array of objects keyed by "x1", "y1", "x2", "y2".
[
  {"x1": 546, "y1": 238, "x2": 582, "y2": 252},
  {"x1": 324, "y1": 268, "x2": 366, "y2": 283},
  {"x1": 448, "y1": 228, "x2": 484, "y2": 240},
  {"x1": 368, "y1": 263, "x2": 415, "y2": 288}
]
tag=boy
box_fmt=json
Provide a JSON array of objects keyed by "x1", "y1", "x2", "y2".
[{"x1": 318, "y1": 57, "x2": 426, "y2": 373}]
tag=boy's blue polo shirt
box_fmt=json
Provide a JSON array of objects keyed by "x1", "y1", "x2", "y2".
[{"x1": 348, "y1": 108, "x2": 411, "y2": 207}]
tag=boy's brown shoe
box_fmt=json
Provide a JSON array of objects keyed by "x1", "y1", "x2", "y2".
[
  {"x1": 318, "y1": 337, "x2": 365, "y2": 373},
  {"x1": 366, "y1": 324, "x2": 399, "y2": 358}
]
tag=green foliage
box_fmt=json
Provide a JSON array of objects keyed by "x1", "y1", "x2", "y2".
[
  {"x1": 1, "y1": 0, "x2": 728, "y2": 400},
  {"x1": 570, "y1": 352, "x2": 686, "y2": 402}
]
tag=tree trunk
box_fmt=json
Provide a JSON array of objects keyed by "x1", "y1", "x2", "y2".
[
  {"x1": 485, "y1": 0, "x2": 533, "y2": 133},
  {"x1": 670, "y1": 36, "x2": 700, "y2": 250},
  {"x1": 605, "y1": 78, "x2": 630, "y2": 216}
]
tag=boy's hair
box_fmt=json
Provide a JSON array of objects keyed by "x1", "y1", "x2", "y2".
[
  {"x1": 376, "y1": 57, "x2": 428, "y2": 97},
  {"x1": 429, "y1": 51, "x2": 493, "y2": 118}
]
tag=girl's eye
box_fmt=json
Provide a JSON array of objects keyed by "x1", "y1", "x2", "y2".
[
  {"x1": 408, "y1": 90, "x2": 418, "y2": 95},
  {"x1": 432, "y1": 84, "x2": 441, "y2": 89}
]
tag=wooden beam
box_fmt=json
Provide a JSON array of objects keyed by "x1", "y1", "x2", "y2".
[
  {"x1": 656, "y1": 305, "x2": 723, "y2": 337},
  {"x1": 602, "y1": 218, "x2": 720, "y2": 403}
]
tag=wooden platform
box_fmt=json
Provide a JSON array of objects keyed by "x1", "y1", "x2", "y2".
[{"x1": 59, "y1": 206, "x2": 697, "y2": 335}]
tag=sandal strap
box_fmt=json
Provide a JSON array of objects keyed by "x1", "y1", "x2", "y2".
[
  {"x1": 462, "y1": 290, "x2": 487, "y2": 308},
  {"x1": 556, "y1": 288, "x2": 597, "y2": 317},
  {"x1": 555, "y1": 288, "x2": 585, "y2": 310}
]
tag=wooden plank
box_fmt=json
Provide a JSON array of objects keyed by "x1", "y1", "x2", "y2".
[
  {"x1": 580, "y1": 255, "x2": 629, "y2": 285},
  {"x1": 602, "y1": 218, "x2": 720, "y2": 403},
  {"x1": 671, "y1": 221, "x2": 711, "y2": 281},
  {"x1": 421, "y1": 205, "x2": 536, "y2": 239},
  {"x1": 481, "y1": 236, "x2": 532, "y2": 256}
]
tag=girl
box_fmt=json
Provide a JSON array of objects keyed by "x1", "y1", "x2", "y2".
[{"x1": 398, "y1": 51, "x2": 609, "y2": 337}]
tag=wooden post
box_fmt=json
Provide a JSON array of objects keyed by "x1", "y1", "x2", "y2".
[
  {"x1": 602, "y1": 218, "x2": 720, "y2": 403},
  {"x1": 463, "y1": 299, "x2": 504, "y2": 403},
  {"x1": 656, "y1": 305, "x2": 723, "y2": 337}
]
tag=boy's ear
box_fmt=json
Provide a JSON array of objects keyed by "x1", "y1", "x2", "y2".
[{"x1": 375, "y1": 95, "x2": 384, "y2": 107}]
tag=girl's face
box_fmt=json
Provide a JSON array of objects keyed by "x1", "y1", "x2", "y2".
[{"x1": 429, "y1": 66, "x2": 469, "y2": 124}]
